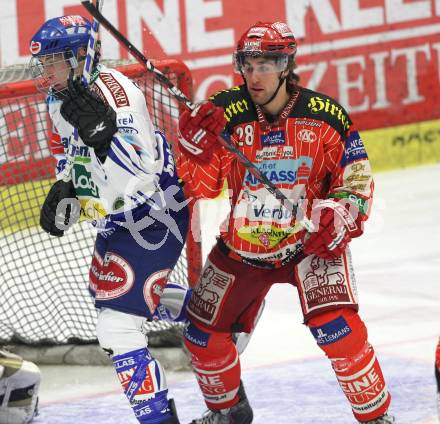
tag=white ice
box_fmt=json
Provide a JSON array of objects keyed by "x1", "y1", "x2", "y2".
[{"x1": 33, "y1": 163, "x2": 440, "y2": 423}]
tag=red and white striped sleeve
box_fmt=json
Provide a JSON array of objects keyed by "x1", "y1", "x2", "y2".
[{"x1": 176, "y1": 147, "x2": 235, "y2": 199}]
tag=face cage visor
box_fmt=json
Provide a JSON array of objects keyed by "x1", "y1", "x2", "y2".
[
  {"x1": 233, "y1": 52, "x2": 289, "y2": 75},
  {"x1": 28, "y1": 50, "x2": 79, "y2": 95}
]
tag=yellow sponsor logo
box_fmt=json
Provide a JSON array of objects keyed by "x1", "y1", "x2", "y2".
[
  {"x1": 80, "y1": 198, "x2": 108, "y2": 220},
  {"x1": 307, "y1": 96, "x2": 351, "y2": 131},
  {"x1": 362, "y1": 119, "x2": 440, "y2": 172},
  {"x1": 208, "y1": 87, "x2": 249, "y2": 123},
  {"x1": 237, "y1": 224, "x2": 301, "y2": 249},
  {"x1": 209, "y1": 86, "x2": 241, "y2": 100},
  {"x1": 345, "y1": 174, "x2": 370, "y2": 183},
  {"x1": 223, "y1": 98, "x2": 250, "y2": 123}
]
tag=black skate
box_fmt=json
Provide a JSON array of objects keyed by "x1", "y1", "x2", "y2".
[
  {"x1": 162, "y1": 398, "x2": 180, "y2": 423},
  {"x1": 190, "y1": 382, "x2": 253, "y2": 424},
  {"x1": 361, "y1": 414, "x2": 396, "y2": 423}
]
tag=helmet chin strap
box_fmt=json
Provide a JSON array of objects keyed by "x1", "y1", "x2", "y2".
[{"x1": 259, "y1": 72, "x2": 286, "y2": 107}]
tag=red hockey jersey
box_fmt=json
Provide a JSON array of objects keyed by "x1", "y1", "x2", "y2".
[{"x1": 177, "y1": 85, "x2": 373, "y2": 264}]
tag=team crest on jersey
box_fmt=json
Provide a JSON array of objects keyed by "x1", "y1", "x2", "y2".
[
  {"x1": 297, "y1": 128, "x2": 317, "y2": 143},
  {"x1": 143, "y1": 269, "x2": 171, "y2": 314}
]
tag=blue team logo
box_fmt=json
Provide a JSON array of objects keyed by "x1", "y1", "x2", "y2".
[
  {"x1": 309, "y1": 316, "x2": 352, "y2": 345},
  {"x1": 261, "y1": 130, "x2": 285, "y2": 146},
  {"x1": 340, "y1": 130, "x2": 368, "y2": 167}
]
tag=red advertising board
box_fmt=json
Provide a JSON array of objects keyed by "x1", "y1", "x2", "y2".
[{"x1": 1, "y1": 0, "x2": 440, "y2": 171}]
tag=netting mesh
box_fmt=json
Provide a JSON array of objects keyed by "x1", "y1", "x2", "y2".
[{"x1": 0, "y1": 61, "x2": 199, "y2": 345}]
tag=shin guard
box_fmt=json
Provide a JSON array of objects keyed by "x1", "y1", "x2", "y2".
[
  {"x1": 113, "y1": 347, "x2": 175, "y2": 423},
  {"x1": 332, "y1": 342, "x2": 391, "y2": 422},
  {"x1": 308, "y1": 309, "x2": 391, "y2": 422},
  {"x1": 183, "y1": 323, "x2": 241, "y2": 410}
]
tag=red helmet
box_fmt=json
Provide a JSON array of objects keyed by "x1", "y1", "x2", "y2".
[{"x1": 234, "y1": 22, "x2": 297, "y2": 73}]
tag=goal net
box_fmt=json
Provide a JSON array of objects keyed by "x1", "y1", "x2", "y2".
[{"x1": 0, "y1": 60, "x2": 202, "y2": 346}]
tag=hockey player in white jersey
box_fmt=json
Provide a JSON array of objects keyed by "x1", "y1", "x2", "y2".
[
  {"x1": 29, "y1": 15, "x2": 190, "y2": 423},
  {"x1": 0, "y1": 349, "x2": 40, "y2": 424}
]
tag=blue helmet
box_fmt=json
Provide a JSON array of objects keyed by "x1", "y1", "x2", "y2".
[{"x1": 29, "y1": 15, "x2": 91, "y2": 60}]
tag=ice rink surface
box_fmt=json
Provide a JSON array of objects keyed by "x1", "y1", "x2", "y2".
[{"x1": 33, "y1": 164, "x2": 440, "y2": 423}]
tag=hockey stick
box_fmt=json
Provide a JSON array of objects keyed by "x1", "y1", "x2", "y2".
[
  {"x1": 61, "y1": 0, "x2": 104, "y2": 182},
  {"x1": 80, "y1": 1, "x2": 313, "y2": 231}
]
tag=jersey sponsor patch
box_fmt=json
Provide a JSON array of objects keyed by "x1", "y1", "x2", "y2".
[
  {"x1": 90, "y1": 251, "x2": 135, "y2": 300},
  {"x1": 100, "y1": 72, "x2": 130, "y2": 108},
  {"x1": 244, "y1": 157, "x2": 312, "y2": 186},
  {"x1": 294, "y1": 119, "x2": 322, "y2": 128},
  {"x1": 187, "y1": 261, "x2": 235, "y2": 326},
  {"x1": 49, "y1": 132, "x2": 65, "y2": 155},
  {"x1": 237, "y1": 224, "x2": 300, "y2": 248},
  {"x1": 80, "y1": 198, "x2": 108, "y2": 220},
  {"x1": 91, "y1": 83, "x2": 109, "y2": 105},
  {"x1": 307, "y1": 96, "x2": 351, "y2": 132},
  {"x1": 233, "y1": 184, "x2": 306, "y2": 227},
  {"x1": 72, "y1": 164, "x2": 99, "y2": 197},
  {"x1": 183, "y1": 323, "x2": 211, "y2": 348},
  {"x1": 143, "y1": 269, "x2": 171, "y2": 314},
  {"x1": 309, "y1": 316, "x2": 352, "y2": 345},
  {"x1": 340, "y1": 131, "x2": 368, "y2": 167},
  {"x1": 296, "y1": 253, "x2": 358, "y2": 317},
  {"x1": 261, "y1": 130, "x2": 285, "y2": 146},
  {"x1": 255, "y1": 145, "x2": 294, "y2": 161}
]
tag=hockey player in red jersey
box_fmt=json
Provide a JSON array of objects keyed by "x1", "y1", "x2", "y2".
[{"x1": 177, "y1": 21, "x2": 395, "y2": 423}]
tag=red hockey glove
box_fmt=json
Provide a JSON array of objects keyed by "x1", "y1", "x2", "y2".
[
  {"x1": 304, "y1": 200, "x2": 363, "y2": 259},
  {"x1": 178, "y1": 102, "x2": 226, "y2": 163}
]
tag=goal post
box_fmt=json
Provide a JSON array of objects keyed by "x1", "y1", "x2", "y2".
[{"x1": 0, "y1": 60, "x2": 202, "y2": 346}]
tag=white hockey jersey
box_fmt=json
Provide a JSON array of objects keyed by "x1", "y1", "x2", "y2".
[{"x1": 47, "y1": 64, "x2": 178, "y2": 230}]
